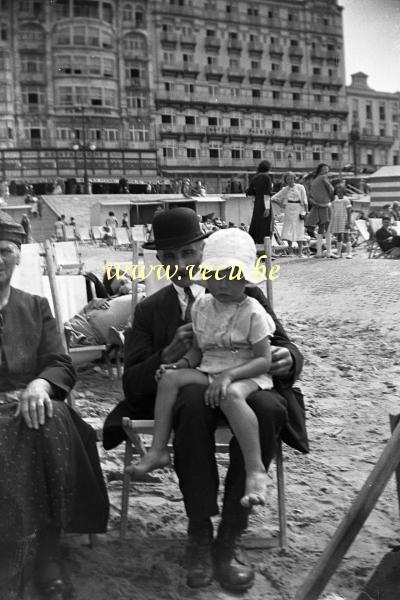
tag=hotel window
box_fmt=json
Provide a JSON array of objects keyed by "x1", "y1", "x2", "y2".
[
  {"x1": 272, "y1": 91, "x2": 280, "y2": 100},
  {"x1": 272, "y1": 120, "x2": 280, "y2": 129},
  {"x1": 184, "y1": 83, "x2": 194, "y2": 94},
  {"x1": 253, "y1": 149, "x2": 262, "y2": 159},
  {"x1": 229, "y1": 58, "x2": 239, "y2": 69},
  {"x1": 379, "y1": 104, "x2": 386, "y2": 120},
  {"x1": 161, "y1": 114, "x2": 173, "y2": 124},
  {"x1": 231, "y1": 148, "x2": 242, "y2": 159},
  {"x1": 209, "y1": 147, "x2": 220, "y2": 158},
  {"x1": 123, "y1": 4, "x2": 133, "y2": 21},
  {"x1": 252, "y1": 89, "x2": 261, "y2": 98},
  {"x1": 293, "y1": 93, "x2": 300, "y2": 101},
  {"x1": 58, "y1": 86, "x2": 73, "y2": 105},
  {"x1": 366, "y1": 103, "x2": 372, "y2": 120},
  {"x1": 104, "y1": 87, "x2": 117, "y2": 105},
  {"x1": 187, "y1": 148, "x2": 197, "y2": 158},
  {"x1": 131, "y1": 125, "x2": 149, "y2": 141},
  {"x1": 185, "y1": 115, "x2": 196, "y2": 125},
  {"x1": 251, "y1": 61, "x2": 260, "y2": 70}
]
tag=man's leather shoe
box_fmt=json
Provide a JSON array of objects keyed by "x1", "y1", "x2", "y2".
[
  {"x1": 185, "y1": 520, "x2": 213, "y2": 588},
  {"x1": 213, "y1": 526, "x2": 255, "y2": 593}
]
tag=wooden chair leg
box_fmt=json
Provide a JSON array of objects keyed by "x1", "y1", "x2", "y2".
[
  {"x1": 276, "y1": 439, "x2": 287, "y2": 549},
  {"x1": 103, "y1": 350, "x2": 114, "y2": 380},
  {"x1": 120, "y1": 441, "x2": 133, "y2": 539}
]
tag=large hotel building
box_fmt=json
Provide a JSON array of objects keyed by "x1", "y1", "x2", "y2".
[{"x1": 0, "y1": 0, "x2": 349, "y2": 191}]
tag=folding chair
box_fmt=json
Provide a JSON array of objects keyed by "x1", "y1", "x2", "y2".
[
  {"x1": 114, "y1": 227, "x2": 132, "y2": 249},
  {"x1": 43, "y1": 252, "x2": 114, "y2": 378},
  {"x1": 77, "y1": 227, "x2": 92, "y2": 244},
  {"x1": 64, "y1": 225, "x2": 77, "y2": 241},
  {"x1": 51, "y1": 241, "x2": 83, "y2": 273},
  {"x1": 354, "y1": 219, "x2": 370, "y2": 248},
  {"x1": 119, "y1": 239, "x2": 288, "y2": 548},
  {"x1": 11, "y1": 243, "x2": 45, "y2": 295},
  {"x1": 130, "y1": 225, "x2": 147, "y2": 255},
  {"x1": 367, "y1": 218, "x2": 384, "y2": 258}
]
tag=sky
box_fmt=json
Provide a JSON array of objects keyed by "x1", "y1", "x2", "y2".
[{"x1": 340, "y1": 0, "x2": 400, "y2": 93}]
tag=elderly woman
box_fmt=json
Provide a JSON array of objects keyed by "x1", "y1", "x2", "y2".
[
  {"x1": 0, "y1": 211, "x2": 108, "y2": 599},
  {"x1": 272, "y1": 172, "x2": 308, "y2": 257},
  {"x1": 246, "y1": 160, "x2": 273, "y2": 244}
]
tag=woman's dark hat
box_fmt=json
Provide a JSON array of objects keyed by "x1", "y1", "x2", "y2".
[
  {"x1": 0, "y1": 211, "x2": 25, "y2": 247},
  {"x1": 143, "y1": 207, "x2": 210, "y2": 250}
]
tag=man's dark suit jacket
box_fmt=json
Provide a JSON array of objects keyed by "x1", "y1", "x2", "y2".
[{"x1": 104, "y1": 284, "x2": 309, "y2": 454}]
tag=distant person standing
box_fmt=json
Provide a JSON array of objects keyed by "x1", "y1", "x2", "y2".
[
  {"x1": 54, "y1": 215, "x2": 66, "y2": 241},
  {"x1": 246, "y1": 160, "x2": 273, "y2": 244},
  {"x1": 122, "y1": 212, "x2": 129, "y2": 228},
  {"x1": 105, "y1": 211, "x2": 118, "y2": 232},
  {"x1": 271, "y1": 171, "x2": 308, "y2": 257},
  {"x1": 20, "y1": 213, "x2": 33, "y2": 243},
  {"x1": 330, "y1": 183, "x2": 353, "y2": 259},
  {"x1": 308, "y1": 163, "x2": 334, "y2": 258}
]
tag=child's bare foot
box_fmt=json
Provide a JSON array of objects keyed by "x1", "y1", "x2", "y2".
[
  {"x1": 126, "y1": 448, "x2": 171, "y2": 477},
  {"x1": 240, "y1": 471, "x2": 268, "y2": 508}
]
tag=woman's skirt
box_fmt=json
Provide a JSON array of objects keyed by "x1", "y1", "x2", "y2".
[
  {"x1": 306, "y1": 205, "x2": 331, "y2": 227},
  {"x1": 0, "y1": 401, "x2": 109, "y2": 543},
  {"x1": 281, "y1": 203, "x2": 306, "y2": 241}
]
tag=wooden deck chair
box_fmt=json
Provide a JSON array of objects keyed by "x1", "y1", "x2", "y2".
[
  {"x1": 120, "y1": 239, "x2": 288, "y2": 549},
  {"x1": 114, "y1": 227, "x2": 132, "y2": 249},
  {"x1": 273, "y1": 223, "x2": 290, "y2": 255},
  {"x1": 131, "y1": 225, "x2": 147, "y2": 255},
  {"x1": 367, "y1": 218, "x2": 384, "y2": 258},
  {"x1": 354, "y1": 219, "x2": 370, "y2": 248},
  {"x1": 51, "y1": 241, "x2": 83, "y2": 273},
  {"x1": 44, "y1": 250, "x2": 114, "y2": 377},
  {"x1": 64, "y1": 225, "x2": 77, "y2": 241},
  {"x1": 142, "y1": 248, "x2": 169, "y2": 296},
  {"x1": 77, "y1": 227, "x2": 92, "y2": 244},
  {"x1": 90, "y1": 227, "x2": 103, "y2": 244},
  {"x1": 11, "y1": 243, "x2": 45, "y2": 295}
]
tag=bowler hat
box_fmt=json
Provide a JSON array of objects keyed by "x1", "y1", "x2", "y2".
[
  {"x1": 0, "y1": 210, "x2": 25, "y2": 247},
  {"x1": 143, "y1": 207, "x2": 210, "y2": 250}
]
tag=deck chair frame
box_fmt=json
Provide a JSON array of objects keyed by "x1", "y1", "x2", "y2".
[
  {"x1": 119, "y1": 238, "x2": 288, "y2": 548},
  {"x1": 44, "y1": 242, "x2": 115, "y2": 384},
  {"x1": 51, "y1": 240, "x2": 84, "y2": 273}
]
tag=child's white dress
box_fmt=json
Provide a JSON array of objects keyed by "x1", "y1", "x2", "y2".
[
  {"x1": 330, "y1": 196, "x2": 352, "y2": 234},
  {"x1": 192, "y1": 294, "x2": 275, "y2": 389}
]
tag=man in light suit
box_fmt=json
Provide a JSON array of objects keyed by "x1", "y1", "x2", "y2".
[{"x1": 103, "y1": 208, "x2": 308, "y2": 593}]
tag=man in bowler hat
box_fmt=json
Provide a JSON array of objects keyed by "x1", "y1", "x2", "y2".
[{"x1": 103, "y1": 207, "x2": 308, "y2": 593}]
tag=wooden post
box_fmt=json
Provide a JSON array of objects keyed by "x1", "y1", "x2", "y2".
[
  {"x1": 389, "y1": 414, "x2": 400, "y2": 514},
  {"x1": 131, "y1": 241, "x2": 138, "y2": 317},
  {"x1": 295, "y1": 419, "x2": 400, "y2": 600},
  {"x1": 264, "y1": 236, "x2": 273, "y2": 308},
  {"x1": 44, "y1": 240, "x2": 67, "y2": 352}
]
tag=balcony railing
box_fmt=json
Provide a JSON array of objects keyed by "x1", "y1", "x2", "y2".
[
  {"x1": 205, "y1": 38, "x2": 221, "y2": 51},
  {"x1": 249, "y1": 69, "x2": 266, "y2": 83},
  {"x1": 310, "y1": 50, "x2": 326, "y2": 61},
  {"x1": 227, "y1": 68, "x2": 245, "y2": 82},
  {"x1": 205, "y1": 65, "x2": 224, "y2": 80},
  {"x1": 181, "y1": 35, "x2": 196, "y2": 48},
  {"x1": 270, "y1": 71, "x2": 286, "y2": 84},
  {"x1": 248, "y1": 41, "x2": 263, "y2": 55},
  {"x1": 289, "y1": 72, "x2": 307, "y2": 85},
  {"x1": 289, "y1": 47, "x2": 304, "y2": 59},
  {"x1": 160, "y1": 32, "x2": 178, "y2": 45},
  {"x1": 227, "y1": 39, "x2": 242, "y2": 52},
  {"x1": 269, "y1": 43, "x2": 284, "y2": 57}
]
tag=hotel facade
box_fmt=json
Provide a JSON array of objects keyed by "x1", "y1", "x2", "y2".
[{"x1": 0, "y1": 0, "x2": 349, "y2": 191}]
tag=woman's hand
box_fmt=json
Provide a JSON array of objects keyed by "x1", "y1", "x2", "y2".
[
  {"x1": 91, "y1": 298, "x2": 110, "y2": 310},
  {"x1": 14, "y1": 379, "x2": 54, "y2": 429},
  {"x1": 204, "y1": 374, "x2": 232, "y2": 408}
]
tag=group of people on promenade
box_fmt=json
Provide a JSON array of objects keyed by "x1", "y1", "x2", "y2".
[
  {"x1": 247, "y1": 160, "x2": 355, "y2": 259},
  {"x1": 0, "y1": 204, "x2": 308, "y2": 598}
]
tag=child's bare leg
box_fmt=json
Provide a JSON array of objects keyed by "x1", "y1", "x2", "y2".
[
  {"x1": 219, "y1": 380, "x2": 268, "y2": 508},
  {"x1": 127, "y1": 369, "x2": 208, "y2": 477}
]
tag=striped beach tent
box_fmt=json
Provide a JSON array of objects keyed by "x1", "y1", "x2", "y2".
[{"x1": 367, "y1": 166, "x2": 400, "y2": 208}]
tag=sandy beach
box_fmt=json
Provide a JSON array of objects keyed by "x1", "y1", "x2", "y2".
[{"x1": 18, "y1": 249, "x2": 400, "y2": 600}]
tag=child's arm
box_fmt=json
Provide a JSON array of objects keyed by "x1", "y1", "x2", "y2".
[
  {"x1": 205, "y1": 336, "x2": 271, "y2": 407},
  {"x1": 175, "y1": 334, "x2": 202, "y2": 369},
  {"x1": 222, "y1": 336, "x2": 271, "y2": 382}
]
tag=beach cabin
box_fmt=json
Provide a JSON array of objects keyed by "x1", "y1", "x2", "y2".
[{"x1": 367, "y1": 166, "x2": 400, "y2": 208}]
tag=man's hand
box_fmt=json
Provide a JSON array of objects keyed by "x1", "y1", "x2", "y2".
[
  {"x1": 270, "y1": 346, "x2": 293, "y2": 377},
  {"x1": 204, "y1": 374, "x2": 232, "y2": 408},
  {"x1": 91, "y1": 298, "x2": 110, "y2": 310},
  {"x1": 161, "y1": 323, "x2": 193, "y2": 364},
  {"x1": 14, "y1": 379, "x2": 54, "y2": 429},
  {"x1": 155, "y1": 363, "x2": 178, "y2": 382}
]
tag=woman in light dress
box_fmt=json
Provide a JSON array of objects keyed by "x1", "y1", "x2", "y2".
[{"x1": 271, "y1": 172, "x2": 308, "y2": 257}]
